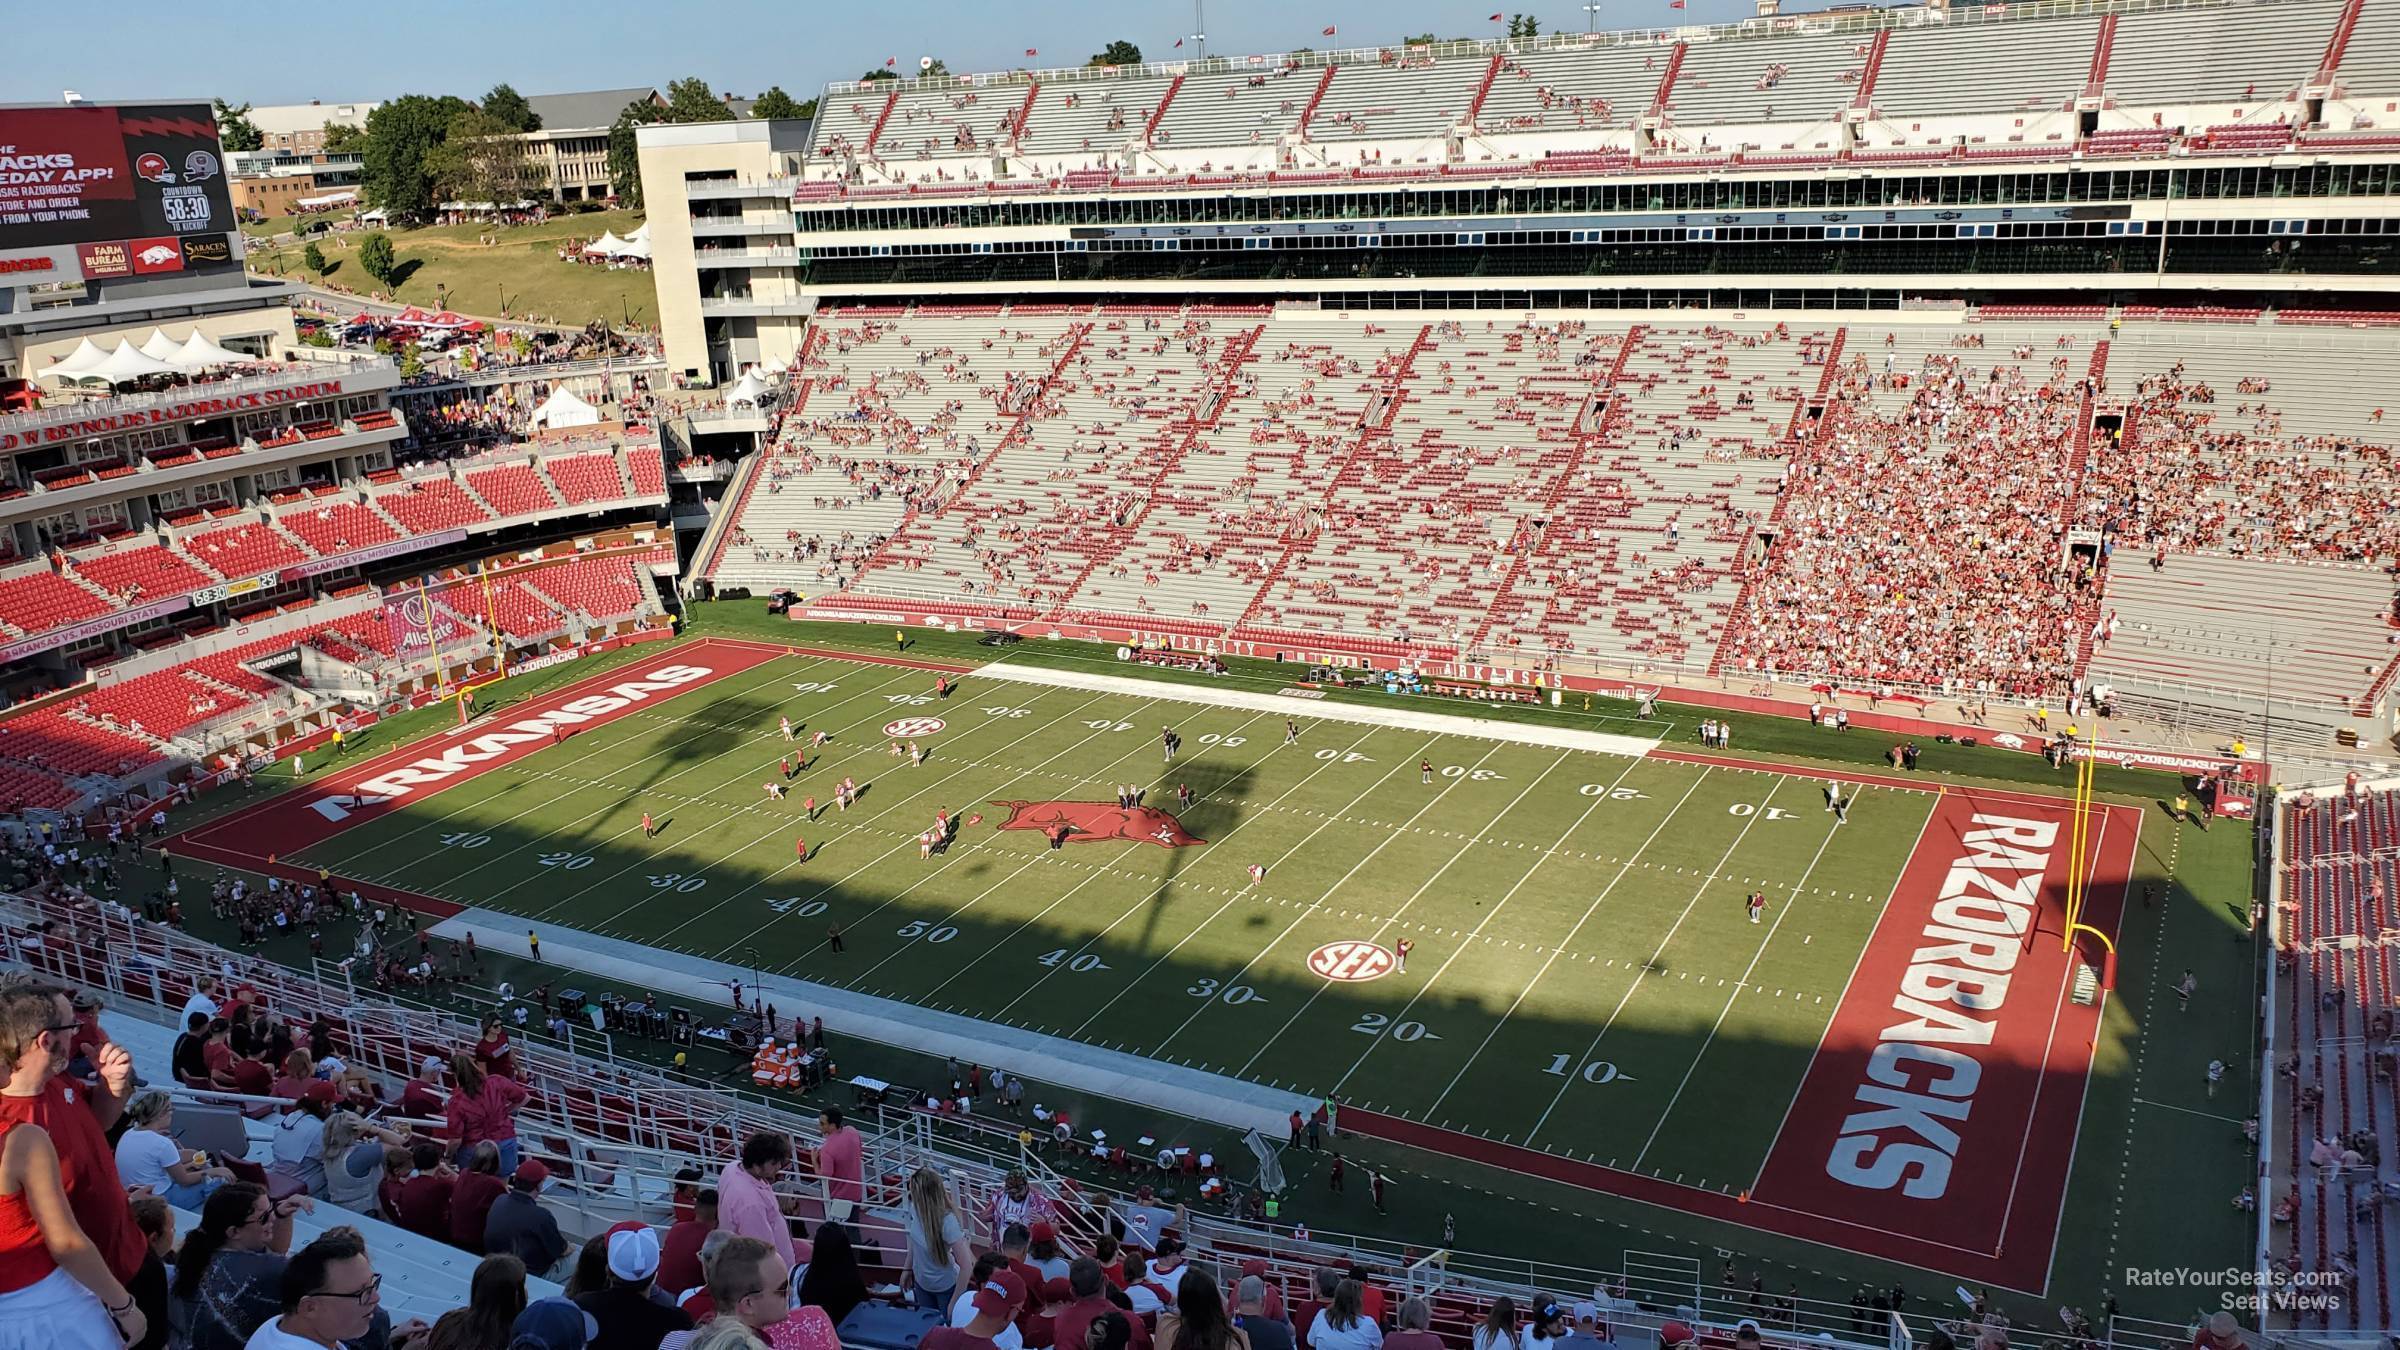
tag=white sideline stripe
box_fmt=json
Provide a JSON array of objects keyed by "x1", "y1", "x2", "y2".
[
  {"x1": 429, "y1": 908, "x2": 1313, "y2": 1135},
  {"x1": 978, "y1": 662, "x2": 1662, "y2": 760}
]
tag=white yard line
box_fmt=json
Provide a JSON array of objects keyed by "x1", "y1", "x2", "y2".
[
  {"x1": 979, "y1": 661, "x2": 1661, "y2": 759},
  {"x1": 1422, "y1": 767, "x2": 1717, "y2": 1119},
  {"x1": 1327, "y1": 753, "x2": 1640, "y2": 1096},
  {"x1": 1523, "y1": 777, "x2": 1782, "y2": 1143},
  {"x1": 1626, "y1": 789, "x2": 1854, "y2": 1170}
]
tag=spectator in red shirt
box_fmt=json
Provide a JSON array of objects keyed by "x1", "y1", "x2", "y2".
[
  {"x1": 657, "y1": 1188, "x2": 717, "y2": 1298},
  {"x1": 815, "y1": 1107, "x2": 864, "y2": 1210},
  {"x1": 269, "y1": 1049, "x2": 316, "y2": 1102},
  {"x1": 447, "y1": 1053, "x2": 531, "y2": 1177},
  {"x1": 398, "y1": 1057, "x2": 448, "y2": 1121},
  {"x1": 395, "y1": 1140, "x2": 457, "y2": 1241},
  {"x1": 376, "y1": 1145, "x2": 413, "y2": 1224},
  {"x1": 449, "y1": 1141, "x2": 509, "y2": 1252},
  {"x1": 0, "y1": 981, "x2": 160, "y2": 1350},
  {"x1": 226, "y1": 1043, "x2": 274, "y2": 1099},
  {"x1": 1293, "y1": 1269, "x2": 1338, "y2": 1350},
  {"x1": 1054, "y1": 1260, "x2": 1152, "y2": 1350},
  {"x1": 474, "y1": 1017, "x2": 517, "y2": 1080}
]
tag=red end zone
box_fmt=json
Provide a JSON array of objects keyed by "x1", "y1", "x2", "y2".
[
  {"x1": 1345, "y1": 785, "x2": 2136, "y2": 1293},
  {"x1": 165, "y1": 639, "x2": 786, "y2": 915}
]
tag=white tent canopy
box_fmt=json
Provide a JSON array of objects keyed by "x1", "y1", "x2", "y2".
[
  {"x1": 139, "y1": 329, "x2": 186, "y2": 363},
  {"x1": 42, "y1": 338, "x2": 110, "y2": 380},
  {"x1": 175, "y1": 331, "x2": 252, "y2": 370},
  {"x1": 88, "y1": 340, "x2": 179, "y2": 383},
  {"x1": 724, "y1": 372, "x2": 770, "y2": 407},
  {"x1": 587, "y1": 230, "x2": 628, "y2": 256},
  {"x1": 528, "y1": 387, "x2": 601, "y2": 430},
  {"x1": 295, "y1": 190, "x2": 357, "y2": 210}
]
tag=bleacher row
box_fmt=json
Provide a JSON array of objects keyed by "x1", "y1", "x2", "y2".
[
  {"x1": 711, "y1": 304, "x2": 2398, "y2": 703},
  {"x1": 0, "y1": 546, "x2": 668, "y2": 813},
  {"x1": 801, "y1": 0, "x2": 2399, "y2": 191},
  {"x1": 2280, "y1": 785, "x2": 2400, "y2": 1328},
  {"x1": 0, "y1": 442, "x2": 667, "y2": 640}
]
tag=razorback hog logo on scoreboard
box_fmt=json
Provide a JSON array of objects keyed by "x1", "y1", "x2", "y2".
[
  {"x1": 338, "y1": 665, "x2": 717, "y2": 800},
  {"x1": 1308, "y1": 941, "x2": 1395, "y2": 983},
  {"x1": 883, "y1": 717, "x2": 946, "y2": 738},
  {"x1": 989, "y1": 800, "x2": 1205, "y2": 849}
]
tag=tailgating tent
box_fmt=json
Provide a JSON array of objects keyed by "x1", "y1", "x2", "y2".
[
  {"x1": 88, "y1": 339, "x2": 179, "y2": 383},
  {"x1": 724, "y1": 371, "x2": 771, "y2": 407},
  {"x1": 586, "y1": 230, "x2": 628, "y2": 256},
  {"x1": 528, "y1": 388, "x2": 601, "y2": 430},
  {"x1": 139, "y1": 329, "x2": 187, "y2": 363},
  {"x1": 175, "y1": 332, "x2": 253, "y2": 370},
  {"x1": 42, "y1": 338, "x2": 110, "y2": 381},
  {"x1": 295, "y1": 190, "x2": 357, "y2": 211}
]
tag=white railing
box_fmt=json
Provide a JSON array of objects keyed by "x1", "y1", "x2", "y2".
[{"x1": 0, "y1": 361, "x2": 402, "y2": 440}]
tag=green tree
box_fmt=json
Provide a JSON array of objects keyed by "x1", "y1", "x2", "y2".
[
  {"x1": 399, "y1": 343, "x2": 425, "y2": 378},
  {"x1": 1403, "y1": 32, "x2": 1436, "y2": 45},
  {"x1": 357, "y1": 231, "x2": 397, "y2": 288},
  {"x1": 1507, "y1": 13, "x2": 1541, "y2": 38},
  {"x1": 425, "y1": 107, "x2": 549, "y2": 209},
  {"x1": 923, "y1": 58, "x2": 951, "y2": 77},
  {"x1": 860, "y1": 69, "x2": 898, "y2": 82},
  {"x1": 606, "y1": 99, "x2": 668, "y2": 208},
  {"x1": 664, "y1": 76, "x2": 725, "y2": 123},
  {"x1": 213, "y1": 99, "x2": 263, "y2": 152},
  {"x1": 1088, "y1": 40, "x2": 1142, "y2": 67},
  {"x1": 750, "y1": 86, "x2": 805, "y2": 120},
  {"x1": 360, "y1": 94, "x2": 474, "y2": 219},
  {"x1": 479, "y1": 82, "x2": 542, "y2": 132},
  {"x1": 301, "y1": 241, "x2": 326, "y2": 275},
  {"x1": 322, "y1": 122, "x2": 365, "y2": 154}
]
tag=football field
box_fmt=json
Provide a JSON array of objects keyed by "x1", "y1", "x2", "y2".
[{"x1": 174, "y1": 636, "x2": 2135, "y2": 1289}]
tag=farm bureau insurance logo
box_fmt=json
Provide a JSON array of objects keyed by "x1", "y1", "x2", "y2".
[
  {"x1": 1309, "y1": 941, "x2": 1395, "y2": 983},
  {"x1": 883, "y1": 716, "x2": 946, "y2": 738},
  {"x1": 989, "y1": 800, "x2": 1204, "y2": 849},
  {"x1": 333, "y1": 664, "x2": 717, "y2": 801}
]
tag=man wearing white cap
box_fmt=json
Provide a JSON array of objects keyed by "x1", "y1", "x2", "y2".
[
  {"x1": 574, "y1": 1225, "x2": 693, "y2": 1350},
  {"x1": 922, "y1": 1269, "x2": 1026, "y2": 1350}
]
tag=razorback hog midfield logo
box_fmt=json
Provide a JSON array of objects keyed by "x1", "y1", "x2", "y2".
[{"x1": 990, "y1": 800, "x2": 1205, "y2": 849}]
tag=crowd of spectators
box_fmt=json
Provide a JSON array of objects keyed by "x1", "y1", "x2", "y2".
[{"x1": 1719, "y1": 343, "x2": 2095, "y2": 698}]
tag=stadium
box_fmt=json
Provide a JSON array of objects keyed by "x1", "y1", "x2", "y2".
[{"x1": 0, "y1": 2, "x2": 2394, "y2": 1349}]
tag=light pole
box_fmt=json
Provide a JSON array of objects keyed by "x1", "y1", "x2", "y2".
[{"x1": 1585, "y1": 4, "x2": 1604, "y2": 33}]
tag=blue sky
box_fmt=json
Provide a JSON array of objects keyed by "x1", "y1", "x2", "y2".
[{"x1": 3, "y1": 0, "x2": 1881, "y2": 109}]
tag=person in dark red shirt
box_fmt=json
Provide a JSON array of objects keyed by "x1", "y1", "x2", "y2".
[
  {"x1": 394, "y1": 1139, "x2": 457, "y2": 1240},
  {"x1": 448, "y1": 1141, "x2": 509, "y2": 1252},
  {"x1": 398, "y1": 1056, "x2": 448, "y2": 1121},
  {"x1": 657, "y1": 1187, "x2": 717, "y2": 1296},
  {"x1": 1053, "y1": 1260, "x2": 1152, "y2": 1350},
  {"x1": 226, "y1": 1044, "x2": 274, "y2": 1099}
]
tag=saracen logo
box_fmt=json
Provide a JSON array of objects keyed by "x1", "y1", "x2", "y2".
[
  {"x1": 336, "y1": 664, "x2": 716, "y2": 802},
  {"x1": 989, "y1": 800, "x2": 1205, "y2": 849},
  {"x1": 1307, "y1": 941, "x2": 1395, "y2": 983}
]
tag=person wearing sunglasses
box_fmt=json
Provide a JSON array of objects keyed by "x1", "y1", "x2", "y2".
[
  {"x1": 245, "y1": 1229, "x2": 427, "y2": 1350},
  {"x1": 0, "y1": 983, "x2": 151, "y2": 1350}
]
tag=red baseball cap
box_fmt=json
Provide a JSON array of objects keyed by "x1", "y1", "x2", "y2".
[
  {"x1": 1028, "y1": 1220, "x2": 1056, "y2": 1243},
  {"x1": 971, "y1": 1270, "x2": 1027, "y2": 1318},
  {"x1": 514, "y1": 1159, "x2": 550, "y2": 1187},
  {"x1": 300, "y1": 1081, "x2": 339, "y2": 1106}
]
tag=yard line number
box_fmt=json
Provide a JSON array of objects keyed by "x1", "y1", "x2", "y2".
[
  {"x1": 1352, "y1": 1012, "x2": 1440, "y2": 1041},
  {"x1": 537, "y1": 851, "x2": 594, "y2": 870},
  {"x1": 897, "y1": 919, "x2": 958, "y2": 944},
  {"x1": 1185, "y1": 978, "x2": 1265, "y2": 1005},
  {"x1": 1543, "y1": 1055, "x2": 1629, "y2": 1083},
  {"x1": 1037, "y1": 949, "x2": 1111, "y2": 973},
  {"x1": 440, "y1": 832, "x2": 492, "y2": 849},
  {"x1": 767, "y1": 897, "x2": 829, "y2": 916}
]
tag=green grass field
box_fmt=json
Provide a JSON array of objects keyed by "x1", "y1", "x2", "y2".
[
  {"x1": 248, "y1": 210, "x2": 657, "y2": 327},
  {"x1": 160, "y1": 614, "x2": 2264, "y2": 1315}
]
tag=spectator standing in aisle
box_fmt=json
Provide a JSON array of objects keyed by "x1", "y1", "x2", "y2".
[
  {"x1": 0, "y1": 981, "x2": 161, "y2": 1350},
  {"x1": 447, "y1": 1054, "x2": 530, "y2": 1176},
  {"x1": 816, "y1": 1108, "x2": 865, "y2": 1216},
  {"x1": 905, "y1": 1167, "x2": 974, "y2": 1313},
  {"x1": 717, "y1": 1132, "x2": 801, "y2": 1270}
]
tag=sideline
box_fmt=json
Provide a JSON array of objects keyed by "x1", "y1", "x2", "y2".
[
  {"x1": 979, "y1": 661, "x2": 1663, "y2": 759},
  {"x1": 426, "y1": 908, "x2": 1310, "y2": 1136}
]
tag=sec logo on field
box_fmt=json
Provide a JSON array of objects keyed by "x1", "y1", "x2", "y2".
[
  {"x1": 1308, "y1": 941, "x2": 1395, "y2": 983},
  {"x1": 883, "y1": 717, "x2": 947, "y2": 737}
]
